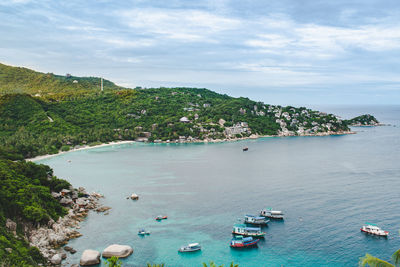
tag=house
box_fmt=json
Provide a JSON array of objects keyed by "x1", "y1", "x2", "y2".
[{"x1": 179, "y1": 117, "x2": 190, "y2": 123}]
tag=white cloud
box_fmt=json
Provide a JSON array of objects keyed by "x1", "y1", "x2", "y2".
[{"x1": 118, "y1": 8, "x2": 240, "y2": 42}]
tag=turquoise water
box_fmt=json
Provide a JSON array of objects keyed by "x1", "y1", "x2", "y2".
[{"x1": 38, "y1": 105, "x2": 400, "y2": 267}]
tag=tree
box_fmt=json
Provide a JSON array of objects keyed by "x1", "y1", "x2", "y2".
[
  {"x1": 359, "y1": 249, "x2": 400, "y2": 267},
  {"x1": 104, "y1": 256, "x2": 122, "y2": 267},
  {"x1": 203, "y1": 261, "x2": 238, "y2": 267}
]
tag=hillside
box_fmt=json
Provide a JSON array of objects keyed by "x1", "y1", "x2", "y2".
[
  {"x1": 0, "y1": 159, "x2": 70, "y2": 266},
  {"x1": 0, "y1": 63, "x2": 121, "y2": 99}
]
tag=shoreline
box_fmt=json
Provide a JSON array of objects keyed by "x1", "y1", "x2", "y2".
[
  {"x1": 26, "y1": 131, "x2": 356, "y2": 162},
  {"x1": 26, "y1": 141, "x2": 135, "y2": 162}
]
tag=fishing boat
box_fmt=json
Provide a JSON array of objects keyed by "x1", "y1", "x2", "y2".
[
  {"x1": 360, "y1": 223, "x2": 389, "y2": 237},
  {"x1": 232, "y1": 224, "x2": 265, "y2": 238},
  {"x1": 138, "y1": 229, "x2": 150, "y2": 235},
  {"x1": 243, "y1": 147, "x2": 248, "y2": 151},
  {"x1": 230, "y1": 236, "x2": 259, "y2": 248},
  {"x1": 244, "y1": 215, "x2": 269, "y2": 225},
  {"x1": 260, "y1": 208, "x2": 284, "y2": 219},
  {"x1": 155, "y1": 215, "x2": 168, "y2": 220},
  {"x1": 178, "y1": 243, "x2": 201, "y2": 252}
]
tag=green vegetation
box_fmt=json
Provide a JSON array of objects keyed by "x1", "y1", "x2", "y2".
[
  {"x1": 203, "y1": 261, "x2": 239, "y2": 267},
  {"x1": 346, "y1": 114, "x2": 380, "y2": 126},
  {"x1": 0, "y1": 63, "x2": 122, "y2": 100},
  {"x1": 0, "y1": 63, "x2": 355, "y2": 160},
  {"x1": 0, "y1": 159, "x2": 70, "y2": 266},
  {"x1": 359, "y1": 249, "x2": 400, "y2": 267},
  {"x1": 105, "y1": 256, "x2": 122, "y2": 267}
]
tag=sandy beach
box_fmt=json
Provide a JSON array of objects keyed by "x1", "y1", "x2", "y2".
[{"x1": 26, "y1": 140, "x2": 136, "y2": 162}]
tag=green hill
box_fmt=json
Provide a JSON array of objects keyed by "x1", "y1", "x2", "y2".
[{"x1": 0, "y1": 63, "x2": 121, "y2": 99}]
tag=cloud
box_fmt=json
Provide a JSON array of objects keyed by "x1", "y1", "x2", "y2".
[{"x1": 118, "y1": 8, "x2": 240, "y2": 42}]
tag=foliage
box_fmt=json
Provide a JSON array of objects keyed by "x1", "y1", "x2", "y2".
[
  {"x1": 0, "y1": 159, "x2": 70, "y2": 266},
  {"x1": 203, "y1": 261, "x2": 239, "y2": 267},
  {"x1": 105, "y1": 256, "x2": 122, "y2": 267},
  {"x1": 359, "y1": 249, "x2": 400, "y2": 267},
  {"x1": 147, "y1": 264, "x2": 165, "y2": 267},
  {"x1": 345, "y1": 114, "x2": 379, "y2": 126}
]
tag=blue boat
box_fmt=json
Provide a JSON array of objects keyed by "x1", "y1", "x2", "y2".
[
  {"x1": 230, "y1": 236, "x2": 259, "y2": 248},
  {"x1": 244, "y1": 215, "x2": 269, "y2": 225},
  {"x1": 232, "y1": 224, "x2": 266, "y2": 238}
]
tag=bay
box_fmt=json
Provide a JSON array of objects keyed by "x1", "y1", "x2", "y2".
[{"x1": 38, "y1": 105, "x2": 400, "y2": 267}]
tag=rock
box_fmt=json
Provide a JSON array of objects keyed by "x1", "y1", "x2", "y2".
[
  {"x1": 5, "y1": 219, "x2": 17, "y2": 235},
  {"x1": 50, "y1": 254, "x2": 62, "y2": 264},
  {"x1": 95, "y1": 206, "x2": 111, "y2": 212},
  {"x1": 64, "y1": 246, "x2": 73, "y2": 252},
  {"x1": 75, "y1": 198, "x2": 88, "y2": 206},
  {"x1": 60, "y1": 197, "x2": 73, "y2": 205},
  {"x1": 102, "y1": 244, "x2": 133, "y2": 258},
  {"x1": 80, "y1": 249, "x2": 100, "y2": 266},
  {"x1": 61, "y1": 252, "x2": 67, "y2": 259},
  {"x1": 70, "y1": 264, "x2": 79, "y2": 267},
  {"x1": 130, "y1": 193, "x2": 139, "y2": 200}
]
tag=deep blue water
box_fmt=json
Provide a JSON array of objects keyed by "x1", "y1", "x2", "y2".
[{"x1": 38, "y1": 105, "x2": 400, "y2": 267}]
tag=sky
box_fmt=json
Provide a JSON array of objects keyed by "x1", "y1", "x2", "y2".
[{"x1": 1, "y1": 0, "x2": 400, "y2": 105}]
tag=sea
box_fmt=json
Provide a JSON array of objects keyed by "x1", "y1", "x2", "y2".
[{"x1": 37, "y1": 105, "x2": 400, "y2": 267}]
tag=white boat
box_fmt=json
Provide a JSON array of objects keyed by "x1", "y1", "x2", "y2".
[
  {"x1": 360, "y1": 224, "x2": 389, "y2": 237},
  {"x1": 178, "y1": 243, "x2": 201, "y2": 252},
  {"x1": 260, "y1": 208, "x2": 284, "y2": 219}
]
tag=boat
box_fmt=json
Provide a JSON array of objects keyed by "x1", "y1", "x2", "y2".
[
  {"x1": 232, "y1": 224, "x2": 265, "y2": 238},
  {"x1": 178, "y1": 243, "x2": 201, "y2": 252},
  {"x1": 260, "y1": 208, "x2": 284, "y2": 219},
  {"x1": 230, "y1": 236, "x2": 259, "y2": 248},
  {"x1": 244, "y1": 215, "x2": 269, "y2": 225},
  {"x1": 360, "y1": 223, "x2": 389, "y2": 237},
  {"x1": 138, "y1": 229, "x2": 150, "y2": 235},
  {"x1": 243, "y1": 147, "x2": 248, "y2": 151},
  {"x1": 155, "y1": 215, "x2": 168, "y2": 220}
]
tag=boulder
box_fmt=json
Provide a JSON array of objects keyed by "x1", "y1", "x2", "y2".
[
  {"x1": 130, "y1": 193, "x2": 139, "y2": 200},
  {"x1": 95, "y1": 206, "x2": 111, "y2": 213},
  {"x1": 70, "y1": 264, "x2": 79, "y2": 267},
  {"x1": 50, "y1": 254, "x2": 62, "y2": 264},
  {"x1": 102, "y1": 244, "x2": 133, "y2": 258},
  {"x1": 79, "y1": 250, "x2": 100, "y2": 266},
  {"x1": 5, "y1": 219, "x2": 17, "y2": 235}
]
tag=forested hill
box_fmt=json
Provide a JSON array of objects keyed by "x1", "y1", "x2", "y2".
[
  {"x1": 0, "y1": 63, "x2": 121, "y2": 99},
  {"x1": 0, "y1": 63, "x2": 377, "y2": 160}
]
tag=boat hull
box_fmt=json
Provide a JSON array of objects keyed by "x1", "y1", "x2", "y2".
[
  {"x1": 360, "y1": 228, "x2": 389, "y2": 237},
  {"x1": 232, "y1": 231, "x2": 265, "y2": 238},
  {"x1": 230, "y1": 240, "x2": 259, "y2": 248},
  {"x1": 178, "y1": 248, "x2": 201, "y2": 252}
]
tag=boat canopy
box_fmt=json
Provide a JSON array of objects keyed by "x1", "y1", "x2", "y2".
[
  {"x1": 242, "y1": 237, "x2": 253, "y2": 242},
  {"x1": 189, "y1": 243, "x2": 199, "y2": 247},
  {"x1": 245, "y1": 226, "x2": 262, "y2": 231}
]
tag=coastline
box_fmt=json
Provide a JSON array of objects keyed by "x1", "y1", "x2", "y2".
[
  {"x1": 26, "y1": 140, "x2": 135, "y2": 162},
  {"x1": 25, "y1": 130, "x2": 356, "y2": 162}
]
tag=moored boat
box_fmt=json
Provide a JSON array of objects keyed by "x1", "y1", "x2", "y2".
[
  {"x1": 243, "y1": 147, "x2": 249, "y2": 151},
  {"x1": 230, "y1": 236, "x2": 259, "y2": 248},
  {"x1": 138, "y1": 229, "x2": 150, "y2": 235},
  {"x1": 260, "y1": 208, "x2": 284, "y2": 219},
  {"x1": 360, "y1": 223, "x2": 389, "y2": 237},
  {"x1": 178, "y1": 243, "x2": 201, "y2": 252},
  {"x1": 232, "y1": 224, "x2": 265, "y2": 238},
  {"x1": 155, "y1": 215, "x2": 168, "y2": 220},
  {"x1": 245, "y1": 215, "x2": 269, "y2": 225}
]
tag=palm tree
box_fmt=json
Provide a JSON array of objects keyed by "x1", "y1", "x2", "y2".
[{"x1": 359, "y1": 249, "x2": 400, "y2": 267}]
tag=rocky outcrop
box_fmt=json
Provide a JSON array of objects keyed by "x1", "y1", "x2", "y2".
[
  {"x1": 102, "y1": 244, "x2": 133, "y2": 258},
  {"x1": 80, "y1": 249, "x2": 101, "y2": 266},
  {"x1": 50, "y1": 254, "x2": 62, "y2": 264},
  {"x1": 5, "y1": 219, "x2": 17, "y2": 235},
  {"x1": 26, "y1": 188, "x2": 104, "y2": 264}
]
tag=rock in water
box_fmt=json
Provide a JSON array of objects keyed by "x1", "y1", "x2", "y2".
[
  {"x1": 79, "y1": 250, "x2": 100, "y2": 266},
  {"x1": 102, "y1": 244, "x2": 133, "y2": 258},
  {"x1": 50, "y1": 254, "x2": 62, "y2": 264}
]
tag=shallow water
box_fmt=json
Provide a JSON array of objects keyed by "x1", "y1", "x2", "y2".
[{"x1": 38, "y1": 105, "x2": 400, "y2": 267}]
